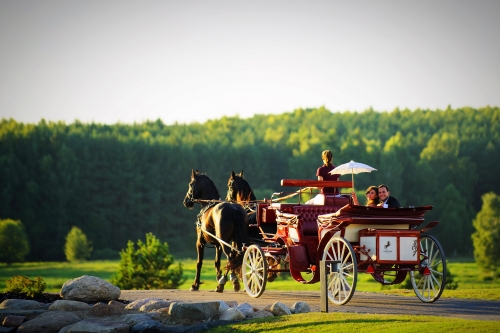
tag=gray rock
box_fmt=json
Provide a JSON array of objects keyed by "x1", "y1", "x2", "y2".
[
  {"x1": 48, "y1": 300, "x2": 91, "y2": 311},
  {"x1": 270, "y1": 302, "x2": 292, "y2": 316},
  {"x1": 16, "y1": 311, "x2": 80, "y2": 333},
  {"x1": 249, "y1": 310, "x2": 274, "y2": 319},
  {"x1": 59, "y1": 318, "x2": 129, "y2": 333},
  {"x1": 219, "y1": 307, "x2": 245, "y2": 321},
  {"x1": 130, "y1": 320, "x2": 165, "y2": 333},
  {"x1": 236, "y1": 302, "x2": 255, "y2": 317},
  {"x1": 60, "y1": 276, "x2": 120, "y2": 302},
  {"x1": 216, "y1": 300, "x2": 230, "y2": 314},
  {"x1": 121, "y1": 313, "x2": 154, "y2": 326},
  {"x1": 0, "y1": 326, "x2": 17, "y2": 333},
  {"x1": 139, "y1": 300, "x2": 173, "y2": 312},
  {"x1": 0, "y1": 299, "x2": 45, "y2": 310},
  {"x1": 88, "y1": 303, "x2": 127, "y2": 317},
  {"x1": 291, "y1": 301, "x2": 311, "y2": 314},
  {"x1": 2, "y1": 314, "x2": 25, "y2": 327},
  {"x1": 169, "y1": 301, "x2": 220, "y2": 324},
  {"x1": 125, "y1": 298, "x2": 164, "y2": 310}
]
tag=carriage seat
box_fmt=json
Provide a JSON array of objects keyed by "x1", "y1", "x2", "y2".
[
  {"x1": 312, "y1": 194, "x2": 351, "y2": 206},
  {"x1": 293, "y1": 205, "x2": 338, "y2": 236}
]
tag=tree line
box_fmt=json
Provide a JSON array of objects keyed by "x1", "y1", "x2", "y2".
[{"x1": 0, "y1": 106, "x2": 499, "y2": 260}]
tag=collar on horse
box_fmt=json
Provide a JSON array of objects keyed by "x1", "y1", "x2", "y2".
[{"x1": 195, "y1": 201, "x2": 219, "y2": 228}]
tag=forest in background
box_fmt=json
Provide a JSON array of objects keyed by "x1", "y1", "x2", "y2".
[{"x1": 1, "y1": 106, "x2": 499, "y2": 260}]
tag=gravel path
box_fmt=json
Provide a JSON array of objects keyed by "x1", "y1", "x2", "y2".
[{"x1": 120, "y1": 289, "x2": 500, "y2": 321}]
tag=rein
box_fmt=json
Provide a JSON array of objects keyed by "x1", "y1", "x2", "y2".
[{"x1": 195, "y1": 201, "x2": 243, "y2": 254}]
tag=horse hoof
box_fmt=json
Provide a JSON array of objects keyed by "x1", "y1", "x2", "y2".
[
  {"x1": 215, "y1": 285, "x2": 225, "y2": 293},
  {"x1": 190, "y1": 285, "x2": 199, "y2": 291},
  {"x1": 233, "y1": 281, "x2": 241, "y2": 292}
]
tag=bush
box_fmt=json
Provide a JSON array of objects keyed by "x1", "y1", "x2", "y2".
[
  {"x1": 111, "y1": 232, "x2": 187, "y2": 290},
  {"x1": 5, "y1": 276, "x2": 46, "y2": 298},
  {"x1": 0, "y1": 219, "x2": 30, "y2": 265},
  {"x1": 64, "y1": 226, "x2": 93, "y2": 262},
  {"x1": 471, "y1": 192, "x2": 500, "y2": 277}
]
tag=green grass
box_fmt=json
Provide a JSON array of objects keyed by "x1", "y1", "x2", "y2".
[
  {"x1": 1, "y1": 259, "x2": 499, "y2": 301},
  {"x1": 207, "y1": 312, "x2": 500, "y2": 332}
]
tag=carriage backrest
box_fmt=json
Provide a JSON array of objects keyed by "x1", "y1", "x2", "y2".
[{"x1": 292, "y1": 205, "x2": 338, "y2": 236}]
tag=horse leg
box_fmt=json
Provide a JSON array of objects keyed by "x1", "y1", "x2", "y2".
[
  {"x1": 191, "y1": 242, "x2": 205, "y2": 291},
  {"x1": 231, "y1": 269, "x2": 241, "y2": 292},
  {"x1": 214, "y1": 244, "x2": 223, "y2": 282},
  {"x1": 216, "y1": 269, "x2": 228, "y2": 293}
]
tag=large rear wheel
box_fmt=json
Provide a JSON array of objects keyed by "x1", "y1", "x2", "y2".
[
  {"x1": 410, "y1": 235, "x2": 446, "y2": 302},
  {"x1": 242, "y1": 245, "x2": 267, "y2": 298},
  {"x1": 321, "y1": 236, "x2": 357, "y2": 305}
]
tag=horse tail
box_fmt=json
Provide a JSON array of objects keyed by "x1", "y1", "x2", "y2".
[{"x1": 228, "y1": 206, "x2": 249, "y2": 270}]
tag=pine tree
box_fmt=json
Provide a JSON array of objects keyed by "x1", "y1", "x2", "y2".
[
  {"x1": 471, "y1": 192, "x2": 500, "y2": 278},
  {"x1": 64, "y1": 226, "x2": 92, "y2": 262}
]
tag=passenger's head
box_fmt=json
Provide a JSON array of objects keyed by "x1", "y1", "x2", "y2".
[
  {"x1": 365, "y1": 186, "x2": 379, "y2": 200},
  {"x1": 378, "y1": 184, "x2": 390, "y2": 201},
  {"x1": 321, "y1": 150, "x2": 333, "y2": 165}
]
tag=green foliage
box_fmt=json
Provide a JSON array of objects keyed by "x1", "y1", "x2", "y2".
[
  {"x1": 5, "y1": 276, "x2": 46, "y2": 298},
  {"x1": 0, "y1": 107, "x2": 499, "y2": 261},
  {"x1": 64, "y1": 226, "x2": 93, "y2": 262},
  {"x1": 111, "y1": 233, "x2": 187, "y2": 289},
  {"x1": 471, "y1": 192, "x2": 500, "y2": 278},
  {"x1": 0, "y1": 219, "x2": 29, "y2": 265}
]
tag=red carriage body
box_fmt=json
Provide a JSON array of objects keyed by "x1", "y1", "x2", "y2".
[{"x1": 242, "y1": 179, "x2": 446, "y2": 305}]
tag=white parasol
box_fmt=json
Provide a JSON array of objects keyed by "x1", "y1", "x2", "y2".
[{"x1": 329, "y1": 160, "x2": 377, "y2": 191}]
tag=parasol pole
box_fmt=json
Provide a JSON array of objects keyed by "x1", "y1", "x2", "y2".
[{"x1": 351, "y1": 169, "x2": 354, "y2": 192}]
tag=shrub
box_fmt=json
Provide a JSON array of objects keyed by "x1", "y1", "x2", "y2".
[
  {"x1": 5, "y1": 276, "x2": 46, "y2": 298},
  {"x1": 64, "y1": 226, "x2": 93, "y2": 262},
  {"x1": 0, "y1": 219, "x2": 30, "y2": 265},
  {"x1": 111, "y1": 232, "x2": 187, "y2": 289},
  {"x1": 471, "y1": 192, "x2": 500, "y2": 278}
]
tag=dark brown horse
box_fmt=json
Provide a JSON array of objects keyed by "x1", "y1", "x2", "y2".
[
  {"x1": 183, "y1": 169, "x2": 249, "y2": 292},
  {"x1": 226, "y1": 170, "x2": 279, "y2": 281},
  {"x1": 226, "y1": 170, "x2": 278, "y2": 239}
]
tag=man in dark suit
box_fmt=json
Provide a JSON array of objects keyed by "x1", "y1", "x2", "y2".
[{"x1": 377, "y1": 184, "x2": 401, "y2": 208}]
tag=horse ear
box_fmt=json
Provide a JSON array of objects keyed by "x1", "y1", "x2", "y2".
[
  {"x1": 191, "y1": 169, "x2": 196, "y2": 178},
  {"x1": 240, "y1": 170, "x2": 244, "y2": 178},
  {"x1": 231, "y1": 170, "x2": 235, "y2": 179}
]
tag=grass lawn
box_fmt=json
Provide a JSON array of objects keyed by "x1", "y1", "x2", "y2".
[{"x1": 207, "y1": 312, "x2": 500, "y2": 333}]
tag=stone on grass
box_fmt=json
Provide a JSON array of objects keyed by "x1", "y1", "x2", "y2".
[
  {"x1": 291, "y1": 301, "x2": 311, "y2": 314},
  {"x1": 270, "y1": 302, "x2": 292, "y2": 316},
  {"x1": 236, "y1": 302, "x2": 255, "y2": 317},
  {"x1": 48, "y1": 300, "x2": 91, "y2": 311},
  {"x1": 139, "y1": 299, "x2": 174, "y2": 312},
  {"x1": 16, "y1": 311, "x2": 80, "y2": 333},
  {"x1": 2, "y1": 315, "x2": 25, "y2": 327},
  {"x1": 125, "y1": 298, "x2": 163, "y2": 310},
  {"x1": 219, "y1": 307, "x2": 246, "y2": 321},
  {"x1": 169, "y1": 301, "x2": 220, "y2": 324},
  {"x1": 59, "y1": 318, "x2": 129, "y2": 333},
  {"x1": 60, "y1": 275, "x2": 120, "y2": 302},
  {"x1": 0, "y1": 300, "x2": 45, "y2": 310}
]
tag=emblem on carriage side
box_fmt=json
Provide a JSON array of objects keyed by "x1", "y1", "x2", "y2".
[
  {"x1": 412, "y1": 240, "x2": 418, "y2": 256},
  {"x1": 384, "y1": 241, "x2": 391, "y2": 249}
]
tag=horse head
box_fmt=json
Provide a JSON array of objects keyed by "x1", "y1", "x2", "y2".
[
  {"x1": 226, "y1": 170, "x2": 256, "y2": 202},
  {"x1": 183, "y1": 169, "x2": 220, "y2": 209}
]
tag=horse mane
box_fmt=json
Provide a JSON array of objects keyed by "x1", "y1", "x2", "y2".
[
  {"x1": 196, "y1": 173, "x2": 221, "y2": 199},
  {"x1": 234, "y1": 173, "x2": 256, "y2": 201}
]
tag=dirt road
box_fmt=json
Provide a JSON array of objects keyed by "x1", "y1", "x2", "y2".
[{"x1": 120, "y1": 289, "x2": 500, "y2": 322}]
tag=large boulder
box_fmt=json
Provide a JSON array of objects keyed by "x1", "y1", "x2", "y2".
[
  {"x1": 60, "y1": 276, "x2": 120, "y2": 302},
  {"x1": 168, "y1": 301, "x2": 220, "y2": 324},
  {"x1": 16, "y1": 311, "x2": 80, "y2": 333}
]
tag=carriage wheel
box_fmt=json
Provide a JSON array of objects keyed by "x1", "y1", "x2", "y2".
[
  {"x1": 410, "y1": 235, "x2": 446, "y2": 303},
  {"x1": 242, "y1": 244, "x2": 268, "y2": 298},
  {"x1": 322, "y1": 236, "x2": 357, "y2": 305}
]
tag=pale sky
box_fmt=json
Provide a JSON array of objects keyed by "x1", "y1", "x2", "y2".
[{"x1": 1, "y1": 0, "x2": 499, "y2": 125}]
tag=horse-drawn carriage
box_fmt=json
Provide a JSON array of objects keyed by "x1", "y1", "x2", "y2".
[
  {"x1": 184, "y1": 170, "x2": 446, "y2": 306},
  {"x1": 234, "y1": 178, "x2": 446, "y2": 306}
]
